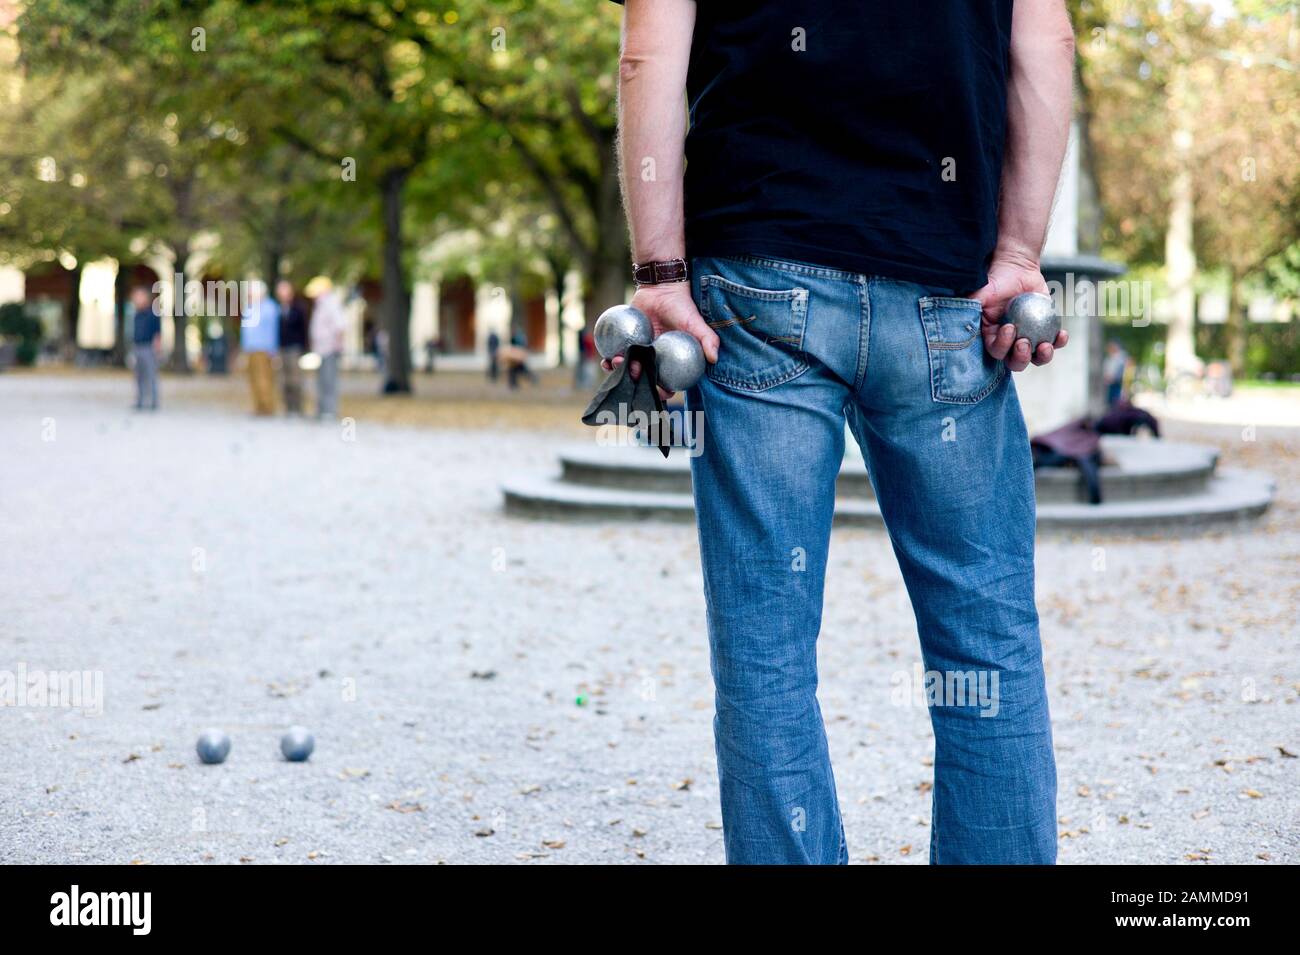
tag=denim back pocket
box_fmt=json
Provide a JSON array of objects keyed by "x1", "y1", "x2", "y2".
[
  {"x1": 700, "y1": 275, "x2": 809, "y2": 393},
  {"x1": 918, "y1": 296, "x2": 1005, "y2": 404}
]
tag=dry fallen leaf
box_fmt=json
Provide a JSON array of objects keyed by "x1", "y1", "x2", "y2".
[{"x1": 386, "y1": 801, "x2": 425, "y2": 813}]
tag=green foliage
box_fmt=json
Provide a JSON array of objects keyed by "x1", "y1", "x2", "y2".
[
  {"x1": 6, "y1": 0, "x2": 626, "y2": 282},
  {"x1": 1105, "y1": 315, "x2": 1300, "y2": 380},
  {"x1": 0, "y1": 301, "x2": 44, "y2": 365},
  {"x1": 1265, "y1": 242, "x2": 1300, "y2": 301}
]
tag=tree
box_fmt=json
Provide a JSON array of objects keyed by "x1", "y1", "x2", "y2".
[
  {"x1": 1193, "y1": 8, "x2": 1300, "y2": 375},
  {"x1": 16, "y1": 0, "x2": 244, "y2": 371},
  {"x1": 446, "y1": 2, "x2": 628, "y2": 332},
  {"x1": 11, "y1": 0, "x2": 636, "y2": 387},
  {"x1": 196, "y1": 0, "x2": 475, "y2": 393},
  {"x1": 1077, "y1": 0, "x2": 1300, "y2": 379},
  {"x1": 0, "y1": 71, "x2": 160, "y2": 357}
]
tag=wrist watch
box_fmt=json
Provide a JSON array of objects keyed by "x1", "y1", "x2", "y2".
[{"x1": 632, "y1": 258, "x2": 689, "y2": 287}]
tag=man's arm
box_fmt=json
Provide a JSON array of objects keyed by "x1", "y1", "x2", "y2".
[
  {"x1": 614, "y1": 0, "x2": 718, "y2": 374},
  {"x1": 975, "y1": 0, "x2": 1076, "y2": 371}
]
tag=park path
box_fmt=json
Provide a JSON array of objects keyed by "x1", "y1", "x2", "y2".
[{"x1": 1, "y1": 372, "x2": 1295, "y2": 864}]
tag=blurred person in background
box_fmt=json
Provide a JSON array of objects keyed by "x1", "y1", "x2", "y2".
[
  {"x1": 307, "y1": 276, "x2": 348, "y2": 420},
  {"x1": 504, "y1": 328, "x2": 538, "y2": 389},
  {"x1": 487, "y1": 328, "x2": 501, "y2": 381},
  {"x1": 574, "y1": 324, "x2": 597, "y2": 389},
  {"x1": 276, "y1": 279, "x2": 308, "y2": 415},
  {"x1": 1103, "y1": 340, "x2": 1129, "y2": 406},
  {"x1": 129, "y1": 285, "x2": 161, "y2": 411},
  {"x1": 374, "y1": 326, "x2": 389, "y2": 390},
  {"x1": 241, "y1": 280, "x2": 279, "y2": 416}
]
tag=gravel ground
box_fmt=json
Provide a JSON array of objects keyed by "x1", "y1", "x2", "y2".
[{"x1": 1, "y1": 372, "x2": 1296, "y2": 865}]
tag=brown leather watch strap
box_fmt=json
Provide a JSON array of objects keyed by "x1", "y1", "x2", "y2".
[{"x1": 632, "y1": 258, "x2": 690, "y2": 287}]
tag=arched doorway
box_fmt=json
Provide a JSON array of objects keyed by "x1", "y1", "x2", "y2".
[
  {"x1": 23, "y1": 262, "x2": 76, "y2": 355},
  {"x1": 439, "y1": 275, "x2": 477, "y2": 353},
  {"x1": 523, "y1": 294, "x2": 547, "y2": 352}
]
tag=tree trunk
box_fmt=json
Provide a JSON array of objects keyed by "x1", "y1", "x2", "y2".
[
  {"x1": 546, "y1": 252, "x2": 570, "y2": 365},
  {"x1": 64, "y1": 262, "x2": 83, "y2": 359},
  {"x1": 584, "y1": 137, "x2": 630, "y2": 329},
  {"x1": 585, "y1": 253, "x2": 628, "y2": 332},
  {"x1": 1164, "y1": 65, "x2": 1198, "y2": 379},
  {"x1": 111, "y1": 264, "x2": 128, "y2": 366},
  {"x1": 1073, "y1": 57, "x2": 1104, "y2": 257},
  {"x1": 169, "y1": 239, "x2": 192, "y2": 373},
  {"x1": 1225, "y1": 268, "x2": 1248, "y2": 378},
  {"x1": 379, "y1": 167, "x2": 412, "y2": 393},
  {"x1": 265, "y1": 250, "x2": 282, "y2": 288}
]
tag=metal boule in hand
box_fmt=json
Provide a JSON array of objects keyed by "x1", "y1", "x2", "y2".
[
  {"x1": 594, "y1": 304, "x2": 653, "y2": 360},
  {"x1": 653, "y1": 330, "x2": 706, "y2": 393},
  {"x1": 998, "y1": 292, "x2": 1060, "y2": 351}
]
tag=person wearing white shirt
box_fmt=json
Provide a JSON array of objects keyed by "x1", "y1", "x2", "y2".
[{"x1": 307, "y1": 278, "x2": 348, "y2": 420}]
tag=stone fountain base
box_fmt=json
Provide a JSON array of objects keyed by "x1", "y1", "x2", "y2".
[{"x1": 502, "y1": 435, "x2": 1274, "y2": 533}]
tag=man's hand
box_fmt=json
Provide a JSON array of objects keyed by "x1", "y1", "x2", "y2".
[
  {"x1": 971, "y1": 248, "x2": 1067, "y2": 372},
  {"x1": 601, "y1": 283, "x2": 719, "y2": 398}
]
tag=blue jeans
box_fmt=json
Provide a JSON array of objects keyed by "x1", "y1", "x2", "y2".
[{"x1": 685, "y1": 255, "x2": 1057, "y2": 865}]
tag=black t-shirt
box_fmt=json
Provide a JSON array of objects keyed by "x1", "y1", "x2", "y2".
[{"x1": 614, "y1": 0, "x2": 1014, "y2": 291}]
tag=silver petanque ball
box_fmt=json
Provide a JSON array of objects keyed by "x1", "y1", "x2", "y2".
[
  {"x1": 196, "y1": 728, "x2": 232, "y2": 765},
  {"x1": 594, "y1": 304, "x2": 653, "y2": 360},
  {"x1": 653, "y1": 330, "x2": 706, "y2": 393},
  {"x1": 280, "y1": 726, "x2": 315, "y2": 762},
  {"x1": 999, "y1": 292, "x2": 1061, "y2": 351}
]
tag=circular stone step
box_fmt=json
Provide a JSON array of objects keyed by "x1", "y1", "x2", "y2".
[
  {"x1": 502, "y1": 468, "x2": 1275, "y2": 532},
  {"x1": 558, "y1": 435, "x2": 1219, "y2": 504}
]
